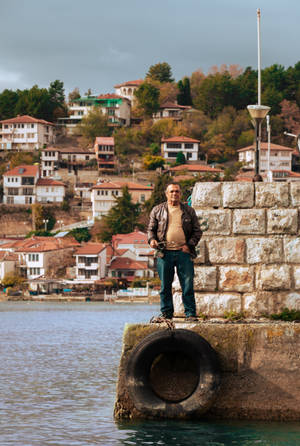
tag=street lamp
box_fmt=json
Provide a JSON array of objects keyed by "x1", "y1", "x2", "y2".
[
  {"x1": 43, "y1": 219, "x2": 49, "y2": 231},
  {"x1": 247, "y1": 104, "x2": 270, "y2": 178},
  {"x1": 57, "y1": 220, "x2": 63, "y2": 230}
]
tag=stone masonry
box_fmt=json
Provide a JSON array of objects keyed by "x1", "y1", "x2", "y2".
[{"x1": 173, "y1": 182, "x2": 300, "y2": 317}]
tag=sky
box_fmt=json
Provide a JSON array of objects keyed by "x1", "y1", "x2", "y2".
[{"x1": 1, "y1": 0, "x2": 299, "y2": 98}]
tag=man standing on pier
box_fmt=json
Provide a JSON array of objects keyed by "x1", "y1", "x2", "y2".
[{"x1": 147, "y1": 182, "x2": 202, "y2": 322}]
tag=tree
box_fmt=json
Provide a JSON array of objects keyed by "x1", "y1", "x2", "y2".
[
  {"x1": 98, "y1": 186, "x2": 143, "y2": 242},
  {"x1": 134, "y1": 82, "x2": 160, "y2": 117},
  {"x1": 48, "y1": 80, "x2": 66, "y2": 119},
  {"x1": 142, "y1": 154, "x2": 165, "y2": 170},
  {"x1": 85, "y1": 88, "x2": 92, "y2": 96},
  {"x1": 68, "y1": 87, "x2": 81, "y2": 102},
  {"x1": 177, "y1": 77, "x2": 192, "y2": 105},
  {"x1": 69, "y1": 227, "x2": 91, "y2": 243},
  {"x1": 77, "y1": 107, "x2": 111, "y2": 142},
  {"x1": 175, "y1": 151, "x2": 186, "y2": 165},
  {"x1": 144, "y1": 173, "x2": 172, "y2": 212},
  {"x1": 146, "y1": 62, "x2": 174, "y2": 83},
  {"x1": 0, "y1": 89, "x2": 19, "y2": 120}
]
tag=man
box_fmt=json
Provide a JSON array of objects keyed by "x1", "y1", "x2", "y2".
[{"x1": 147, "y1": 182, "x2": 202, "y2": 322}]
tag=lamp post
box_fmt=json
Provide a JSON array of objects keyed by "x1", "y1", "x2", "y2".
[
  {"x1": 247, "y1": 104, "x2": 270, "y2": 178},
  {"x1": 43, "y1": 219, "x2": 49, "y2": 231},
  {"x1": 57, "y1": 220, "x2": 63, "y2": 230}
]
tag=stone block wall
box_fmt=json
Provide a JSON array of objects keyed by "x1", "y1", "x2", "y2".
[{"x1": 173, "y1": 182, "x2": 300, "y2": 317}]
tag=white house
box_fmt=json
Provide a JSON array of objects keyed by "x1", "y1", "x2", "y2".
[
  {"x1": 3, "y1": 165, "x2": 39, "y2": 205},
  {"x1": 91, "y1": 181, "x2": 153, "y2": 219},
  {"x1": 0, "y1": 115, "x2": 55, "y2": 151},
  {"x1": 36, "y1": 178, "x2": 66, "y2": 203},
  {"x1": 41, "y1": 146, "x2": 96, "y2": 177},
  {"x1": 74, "y1": 243, "x2": 107, "y2": 283},
  {"x1": 153, "y1": 102, "x2": 191, "y2": 122},
  {"x1": 114, "y1": 79, "x2": 143, "y2": 106},
  {"x1": 0, "y1": 251, "x2": 18, "y2": 282},
  {"x1": 237, "y1": 142, "x2": 294, "y2": 172},
  {"x1": 161, "y1": 136, "x2": 200, "y2": 163}
]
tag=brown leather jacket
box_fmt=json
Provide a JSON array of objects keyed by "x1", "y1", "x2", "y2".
[{"x1": 147, "y1": 202, "x2": 202, "y2": 258}]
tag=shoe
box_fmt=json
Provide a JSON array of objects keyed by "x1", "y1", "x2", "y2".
[
  {"x1": 150, "y1": 313, "x2": 173, "y2": 323},
  {"x1": 185, "y1": 316, "x2": 198, "y2": 322}
]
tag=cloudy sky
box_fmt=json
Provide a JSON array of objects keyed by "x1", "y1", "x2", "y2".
[{"x1": 1, "y1": 0, "x2": 299, "y2": 97}]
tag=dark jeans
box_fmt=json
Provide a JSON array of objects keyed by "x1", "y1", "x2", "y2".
[{"x1": 157, "y1": 250, "x2": 196, "y2": 317}]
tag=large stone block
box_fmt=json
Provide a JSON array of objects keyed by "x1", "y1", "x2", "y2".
[
  {"x1": 194, "y1": 266, "x2": 217, "y2": 291},
  {"x1": 192, "y1": 182, "x2": 222, "y2": 208},
  {"x1": 194, "y1": 239, "x2": 206, "y2": 264},
  {"x1": 257, "y1": 265, "x2": 291, "y2": 290},
  {"x1": 207, "y1": 238, "x2": 245, "y2": 264},
  {"x1": 279, "y1": 292, "x2": 300, "y2": 311},
  {"x1": 223, "y1": 183, "x2": 254, "y2": 208},
  {"x1": 243, "y1": 291, "x2": 277, "y2": 316},
  {"x1": 195, "y1": 292, "x2": 242, "y2": 316},
  {"x1": 293, "y1": 267, "x2": 300, "y2": 289},
  {"x1": 196, "y1": 209, "x2": 231, "y2": 235},
  {"x1": 255, "y1": 183, "x2": 289, "y2": 208},
  {"x1": 246, "y1": 237, "x2": 283, "y2": 264},
  {"x1": 267, "y1": 209, "x2": 298, "y2": 234},
  {"x1": 233, "y1": 209, "x2": 265, "y2": 234},
  {"x1": 284, "y1": 238, "x2": 300, "y2": 263},
  {"x1": 290, "y1": 182, "x2": 300, "y2": 207},
  {"x1": 219, "y1": 266, "x2": 254, "y2": 292}
]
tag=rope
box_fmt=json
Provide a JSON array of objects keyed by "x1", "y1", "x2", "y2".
[{"x1": 149, "y1": 316, "x2": 175, "y2": 330}]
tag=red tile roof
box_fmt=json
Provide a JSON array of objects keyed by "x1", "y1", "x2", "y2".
[
  {"x1": 161, "y1": 136, "x2": 200, "y2": 143},
  {"x1": 109, "y1": 257, "x2": 148, "y2": 270},
  {"x1": 112, "y1": 230, "x2": 147, "y2": 247},
  {"x1": 2, "y1": 236, "x2": 80, "y2": 253},
  {"x1": 169, "y1": 164, "x2": 223, "y2": 173},
  {"x1": 159, "y1": 102, "x2": 191, "y2": 110},
  {"x1": 0, "y1": 115, "x2": 54, "y2": 125},
  {"x1": 44, "y1": 147, "x2": 94, "y2": 154},
  {"x1": 97, "y1": 94, "x2": 124, "y2": 100},
  {"x1": 92, "y1": 181, "x2": 153, "y2": 191},
  {"x1": 114, "y1": 80, "x2": 144, "y2": 88},
  {"x1": 75, "y1": 243, "x2": 107, "y2": 255},
  {"x1": 0, "y1": 251, "x2": 18, "y2": 261},
  {"x1": 237, "y1": 143, "x2": 294, "y2": 152},
  {"x1": 95, "y1": 137, "x2": 115, "y2": 145},
  {"x1": 4, "y1": 165, "x2": 39, "y2": 177},
  {"x1": 36, "y1": 178, "x2": 65, "y2": 187}
]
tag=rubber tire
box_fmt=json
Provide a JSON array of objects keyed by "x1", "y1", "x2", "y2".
[{"x1": 125, "y1": 329, "x2": 221, "y2": 418}]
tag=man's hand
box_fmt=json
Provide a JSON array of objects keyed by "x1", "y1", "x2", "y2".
[
  {"x1": 181, "y1": 244, "x2": 190, "y2": 254},
  {"x1": 150, "y1": 239, "x2": 158, "y2": 249}
]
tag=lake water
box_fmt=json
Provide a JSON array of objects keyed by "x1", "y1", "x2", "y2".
[{"x1": 0, "y1": 302, "x2": 299, "y2": 446}]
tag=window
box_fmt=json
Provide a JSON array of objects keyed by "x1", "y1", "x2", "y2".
[
  {"x1": 29, "y1": 267, "x2": 40, "y2": 275},
  {"x1": 184, "y1": 143, "x2": 193, "y2": 149},
  {"x1": 21, "y1": 177, "x2": 34, "y2": 185},
  {"x1": 85, "y1": 156, "x2": 89, "y2": 160},
  {"x1": 166, "y1": 143, "x2": 181, "y2": 149},
  {"x1": 140, "y1": 194, "x2": 145, "y2": 202},
  {"x1": 7, "y1": 197, "x2": 14, "y2": 204},
  {"x1": 167, "y1": 152, "x2": 178, "y2": 158},
  {"x1": 8, "y1": 188, "x2": 19, "y2": 195}
]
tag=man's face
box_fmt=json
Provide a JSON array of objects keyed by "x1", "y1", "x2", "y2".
[{"x1": 165, "y1": 184, "x2": 181, "y2": 205}]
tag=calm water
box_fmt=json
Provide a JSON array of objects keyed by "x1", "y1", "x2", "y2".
[{"x1": 0, "y1": 302, "x2": 299, "y2": 446}]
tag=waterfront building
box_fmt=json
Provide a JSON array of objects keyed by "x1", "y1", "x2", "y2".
[
  {"x1": 0, "y1": 115, "x2": 55, "y2": 151},
  {"x1": 3, "y1": 165, "x2": 39, "y2": 205},
  {"x1": 74, "y1": 243, "x2": 107, "y2": 283}
]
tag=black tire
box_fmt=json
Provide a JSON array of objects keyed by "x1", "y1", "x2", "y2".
[{"x1": 125, "y1": 329, "x2": 221, "y2": 418}]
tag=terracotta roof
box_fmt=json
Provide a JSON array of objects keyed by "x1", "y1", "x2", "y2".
[
  {"x1": 95, "y1": 137, "x2": 115, "y2": 145},
  {"x1": 114, "y1": 80, "x2": 144, "y2": 88},
  {"x1": 161, "y1": 136, "x2": 200, "y2": 143},
  {"x1": 112, "y1": 230, "x2": 147, "y2": 247},
  {"x1": 237, "y1": 143, "x2": 294, "y2": 152},
  {"x1": 97, "y1": 94, "x2": 124, "y2": 100},
  {"x1": 75, "y1": 243, "x2": 106, "y2": 255},
  {"x1": 109, "y1": 257, "x2": 148, "y2": 270},
  {"x1": 92, "y1": 181, "x2": 153, "y2": 191},
  {"x1": 159, "y1": 102, "x2": 191, "y2": 110},
  {"x1": 169, "y1": 164, "x2": 223, "y2": 173},
  {"x1": 43, "y1": 146, "x2": 94, "y2": 154},
  {"x1": 8, "y1": 236, "x2": 80, "y2": 253},
  {"x1": 0, "y1": 115, "x2": 54, "y2": 125},
  {"x1": 0, "y1": 251, "x2": 18, "y2": 261},
  {"x1": 4, "y1": 165, "x2": 39, "y2": 177},
  {"x1": 36, "y1": 178, "x2": 65, "y2": 187}
]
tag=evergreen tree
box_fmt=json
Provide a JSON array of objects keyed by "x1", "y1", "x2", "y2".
[
  {"x1": 175, "y1": 151, "x2": 186, "y2": 165},
  {"x1": 134, "y1": 82, "x2": 160, "y2": 117},
  {"x1": 177, "y1": 77, "x2": 192, "y2": 105},
  {"x1": 77, "y1": 107, "x2": 111, "y2": 142},
  {"x1": 98, "y1": 186, "x2": 142, "y2": 242},
  {"x1": 146, "y1": 62, "x2": 174, "y2": 83},
  {"x1": 144, "y1": 173, "x2": 172, "y2": 212}
]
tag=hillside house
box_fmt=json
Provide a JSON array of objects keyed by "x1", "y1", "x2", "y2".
[
  {"x1": 0, "y1": 115, "x2": 55, "y2": 151},
  {"x1": 91, "y1": 181, "x2": 153, "y2": 219},
  {"x1": 237, "y1": 143, "x2": 294, "y2": 172},
  {"x1": 3, "y1": 165, "x2": 39, "y2": 205},
  {"x1": 114, "y1": 79, "x2": 143, "y2": 106},
  {"x1": 36, "y1": 178, "x2": 66, "y2": 203},
  {"x1": 94, "y1": 136, "x2": 116, "y2": 171},
  {"x1": 153, "y1": 102, "x2": 191, "y2": 122},
  {"x1": 161, "y1": 136, "x2": 200, "y2": 163},
  {"x1": 41, "y1": 146, "x2": 96, "y2": 177}
]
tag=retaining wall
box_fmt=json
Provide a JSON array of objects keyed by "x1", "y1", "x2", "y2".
[{"x1": 173, "y1": 182, "x2": 300, "y2": 318}]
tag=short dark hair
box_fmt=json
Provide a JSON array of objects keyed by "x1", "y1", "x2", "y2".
[{"x1": 165, "y1": 182, "x2": 181, "y2": 191}]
